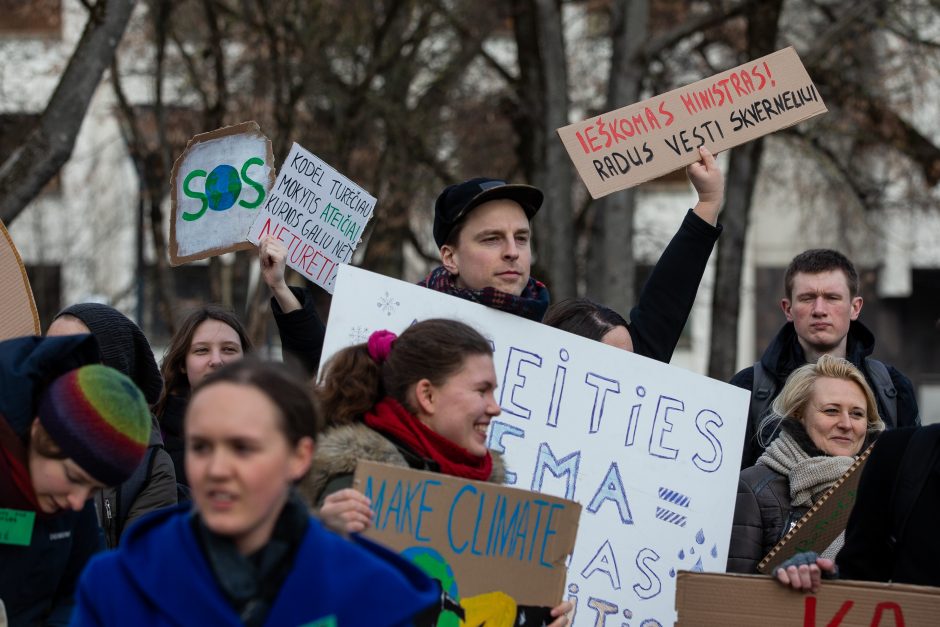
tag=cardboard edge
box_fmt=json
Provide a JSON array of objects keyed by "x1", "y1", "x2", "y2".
[
  {"x1": 168, "y1": 121, "x2": 269, "y2": 266},
  {"x1": 756, "y1": 441, "x2": 874, "y2": 573},
  {"x1": 0, "y1": 219, "x2": 41, "y2": 335},
  {"x1": 557, "y1": 46, "x2": 830, "y2": 198}
]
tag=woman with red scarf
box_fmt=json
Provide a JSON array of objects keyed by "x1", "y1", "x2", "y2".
[{"x1": 302, "y1": 318, "x2": 571, "y2": 626}]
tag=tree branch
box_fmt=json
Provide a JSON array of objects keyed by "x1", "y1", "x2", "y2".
[{"x1": 0, "y1": 0, "x2": 138, "y2": 225}]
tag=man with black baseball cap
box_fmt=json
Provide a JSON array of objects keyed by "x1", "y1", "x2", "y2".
[{"x1": 419, "y1": 177, "x2": 551, "y2": 321}]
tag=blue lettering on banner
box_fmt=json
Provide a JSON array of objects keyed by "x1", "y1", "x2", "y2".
[
  {"x1": 587, "y1": 462, "x2": 633, "y2": 524},
  {"x1": 486, "y1": 420, "x2": 525, "y2": 485},
  {"x1": 649, "y1": 396, "x2": 683, "y2": 460},
  {"x1": 692, "y1": 409, "x2": 723, "y2": 472},
  {"x1": 531, "y1": 442, "x2": 580, "y2": 500},
  {"x1": 584, "y1": 372, "x2": 621, "y2": 433},
  {"x1": 500, "y1": 347, "x2": 543, "y2": 420},
  {"x1": 581, "y1": 539, "x2": 622, "y2": 590},
  {"x1": 633, "y1": 548, "x2": 662, "y2": 600}
]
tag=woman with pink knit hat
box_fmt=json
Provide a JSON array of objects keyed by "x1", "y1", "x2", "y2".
[{"x1": 0, "y1": 334, "x2": 151, "y2": 625}]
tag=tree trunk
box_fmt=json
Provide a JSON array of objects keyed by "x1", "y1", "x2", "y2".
[
  {"x1": 706, "y1": 0, "x2": 784, "y2": 381},
  {"x1": 532, "y1": 0, "x2": 575, "y2": 299},
  {"x1": 0, "y1": 0, "x2": 138, "y2": 225},
  {"x1": 587, "y1": 0, "x2": 648, "y2": 312}
]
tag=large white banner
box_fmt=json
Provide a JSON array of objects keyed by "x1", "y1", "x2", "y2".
[{"x1": 323, "y1": 265, "x2": 749, "y2": 627}]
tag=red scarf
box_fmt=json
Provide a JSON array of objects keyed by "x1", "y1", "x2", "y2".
[
  {"x1": 364, "y1": 397, "x2": 493, "y2": 482},
  {"x1": 0, "y1": 415, "x2": 43, "y2": 512}
]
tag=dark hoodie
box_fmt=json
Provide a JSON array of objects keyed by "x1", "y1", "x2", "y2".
[
  {"x1": 731, "y1": 319, "x2": 919, "y2": 468},
  {"x1": 54, "y1": 304, "x2": 178, "y2": 546},
  {"x1": 0, "y1": 335, "x2": 105, "y2": 626}
]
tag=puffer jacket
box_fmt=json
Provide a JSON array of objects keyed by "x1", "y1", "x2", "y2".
[
  {"x1": 726, "y1": 463, "x2": 805, "y2": 574},
  {"x1": 301, "y1": 422, "x2": 507, "y2": 507},
  {"x1": 96, "y1": 414, "x2": 178, "y2": 548}
]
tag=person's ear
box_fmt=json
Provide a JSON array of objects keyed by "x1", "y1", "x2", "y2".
[
  {"x1": 288, "y1": 437, "x2": 315, "y2": 481},
  {"x1": 781, "y1": 298, "x2": 793, "y2": 321},
  {"x1": 413, "y1": 379, "x2": 436, "y2": 417},
  {"x1": 849, "y1": 296, "x2": 863, "y2": 320},
  {"x1": 440, "y1": 245, "x2": 459, "y2": 276}
]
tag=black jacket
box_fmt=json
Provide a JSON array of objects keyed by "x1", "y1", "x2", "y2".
[
  {"x1": 731, "y1": 319, "x2": 919, "y2": 468},
  {"x1": 273, "y1": 211, "x2": 720, "y2": 376},
  {"x1": 272, "y1": 285, "x2": 326, "y2": 378},
  {"x1": 837, "y1": 425, "x2": 940, "y2": 586},
  {"x1": 628, "y1": 209, "x2": 721, "y2": 363}
]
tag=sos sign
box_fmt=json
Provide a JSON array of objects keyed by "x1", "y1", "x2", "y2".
[{"x1": 182, "y1": 157, "x2": 266, "y2": 221}]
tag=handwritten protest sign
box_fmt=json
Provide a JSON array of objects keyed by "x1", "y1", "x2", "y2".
[
  {"x1": 169, "y1": 121, "x2": 274, "y2": 265},
  {"x1": 675, "y1": 572, "x2": 940, "y2": 626},
  {"x1": 246, "y1": 143, "x2": 375, "y2": 293},
  {"x1": 322, "y1": 265, "x2": 749, "y2": 627},
  {"x1": 558, "y1": 47, "x2": 827, "y2": 198},
  {"x1": 758, "y1": 444, "x2": 873, "y2": 574},
  {"x1": 353, "y1": 461, "x2": 580, "y2": 618},
  {"x1": 0, "y1": 219, "x2": 40, "y2": 340}
]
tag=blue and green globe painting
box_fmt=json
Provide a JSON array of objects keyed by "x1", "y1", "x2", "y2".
[
  {"x1": 402, "y1": 546, "x2": 460, "y2": 627},
  {"x1": 205, "y1": 164, "x2": 242, "y2": 211}
]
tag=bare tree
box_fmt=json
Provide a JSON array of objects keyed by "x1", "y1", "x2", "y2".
[{"x1": 0, "y1": 0, "x2": 138, "y2": 225}]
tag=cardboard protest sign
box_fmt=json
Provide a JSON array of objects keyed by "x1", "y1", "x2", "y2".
[
  {"x1": 0, "y1": 219, "x2": 40, "y2": 340},
  {"x1": 675, "y1": 571, "x2": 940, "y2": 626},
  {"x1": 322, "y1": 265, "x2": 750, "y2": 627},
  {"x1": 246, "y1": 143, "x2": 375, "y2": 293},
  {"x1": 353, "y1": 460, "x2": 580, "y2": 619},
  {"x1": 558, "y1": 47, "x2": 827, "y2": 198},
  {"x1": 758, "y1": 443, "x2": 874, "y2": 574},
  {"x1": 169, "y1": 121, "x2": 275, "y2": 265}
]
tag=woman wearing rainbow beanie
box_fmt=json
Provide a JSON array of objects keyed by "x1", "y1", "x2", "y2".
[{"x1": 0, "y1": 334, "x2": 151, "y2": 626}]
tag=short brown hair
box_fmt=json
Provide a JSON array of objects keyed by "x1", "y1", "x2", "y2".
[{"x1": 784, "y1": 249, "x2": 859, "y2": 298}]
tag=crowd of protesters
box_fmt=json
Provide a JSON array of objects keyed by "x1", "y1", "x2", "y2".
[{"x1": 0, "y1": 145, "x2": 934, "y2": 627}]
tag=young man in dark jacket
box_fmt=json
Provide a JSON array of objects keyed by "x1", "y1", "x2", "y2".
[
  {"x1": 732, "y1": 249, "x2": 920, "y2": 468},
  {"x1": 264, "y1": 147, "x2": 724, "y2": 371}
]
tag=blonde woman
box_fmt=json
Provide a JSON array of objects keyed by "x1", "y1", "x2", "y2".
[{"x1": 727, "y1": 355, "x2": 884, "y2": 574}]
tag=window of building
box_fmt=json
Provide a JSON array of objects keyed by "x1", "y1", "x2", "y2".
[{"x1": 0, "y1": 0, "x2": 62, "y2": 38}]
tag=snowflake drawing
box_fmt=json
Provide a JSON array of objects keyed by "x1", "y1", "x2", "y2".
[
  {"x1": 348, "y1": 326, "x2": 369, "y2": 343},
  {"x1": 376, "y1": 291, "x2": 400, "y2": 316}
]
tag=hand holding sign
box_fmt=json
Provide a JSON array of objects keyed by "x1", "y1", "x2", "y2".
[
  {"x1": 169, "y1": 121, "x2": 275, "y2": 265},
  {"x1": 558, "y1": 47, "x2": 827, "y2": 198},
  {"x1": 246, "y1": 143, "x2": 376, "y2": 293}
]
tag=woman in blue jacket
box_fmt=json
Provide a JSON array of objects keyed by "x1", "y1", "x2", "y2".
[{"x1": 72, "y1": 358, "x2": 441, "y2": 626}]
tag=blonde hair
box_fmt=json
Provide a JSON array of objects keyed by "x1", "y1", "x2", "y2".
[{"x1": 769, "y1": 355, "x2": 885, "y2": 435}]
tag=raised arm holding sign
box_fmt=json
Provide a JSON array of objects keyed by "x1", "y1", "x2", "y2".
[{"x1": 557, "y1": 47, "x2": 827, "y2": 198}]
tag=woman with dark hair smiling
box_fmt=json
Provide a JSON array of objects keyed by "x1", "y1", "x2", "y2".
[{"x1": 154, "y1": 305, "x2": 252, "y2": 486}]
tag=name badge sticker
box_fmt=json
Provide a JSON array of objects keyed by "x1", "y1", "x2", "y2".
[{"x1": 0, "y1": 508, "x2": 35, "y2": 546}]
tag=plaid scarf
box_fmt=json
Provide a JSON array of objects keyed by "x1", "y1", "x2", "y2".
[{"x1": 419, "y1": 266, "x2": 550, "y2": 322}]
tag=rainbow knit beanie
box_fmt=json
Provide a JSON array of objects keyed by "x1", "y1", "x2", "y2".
[{"x1": 37, "y1": 364, "x2": 151, "y2": 486}]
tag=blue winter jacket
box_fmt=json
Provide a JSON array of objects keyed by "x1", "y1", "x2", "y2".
[{"x1": 71, "y1": 504, "x2": 441, "y2": 626}]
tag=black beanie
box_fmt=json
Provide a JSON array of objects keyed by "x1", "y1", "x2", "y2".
[{"x1": 55, "y1": 303, "x2": 164, "y2": 405}]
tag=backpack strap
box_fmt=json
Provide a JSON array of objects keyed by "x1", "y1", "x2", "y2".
[
  {"x1": 888, "y1": 426, "x2": 940, "y2": 567},
  {"x1": 863, "y1": 358, "x2": 898, "y2": 429},
  {"x1": 750, "y1": 361, "x2": 779, "y2": 448}
]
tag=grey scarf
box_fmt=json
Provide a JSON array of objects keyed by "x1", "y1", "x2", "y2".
[{"x1": 757, "y1": 429, "x2": 855, "y2": 508}]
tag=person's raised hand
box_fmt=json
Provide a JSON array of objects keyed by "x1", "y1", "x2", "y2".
[{"x1": 687, "y1": 146, "x2": 723, "y2": 226}]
